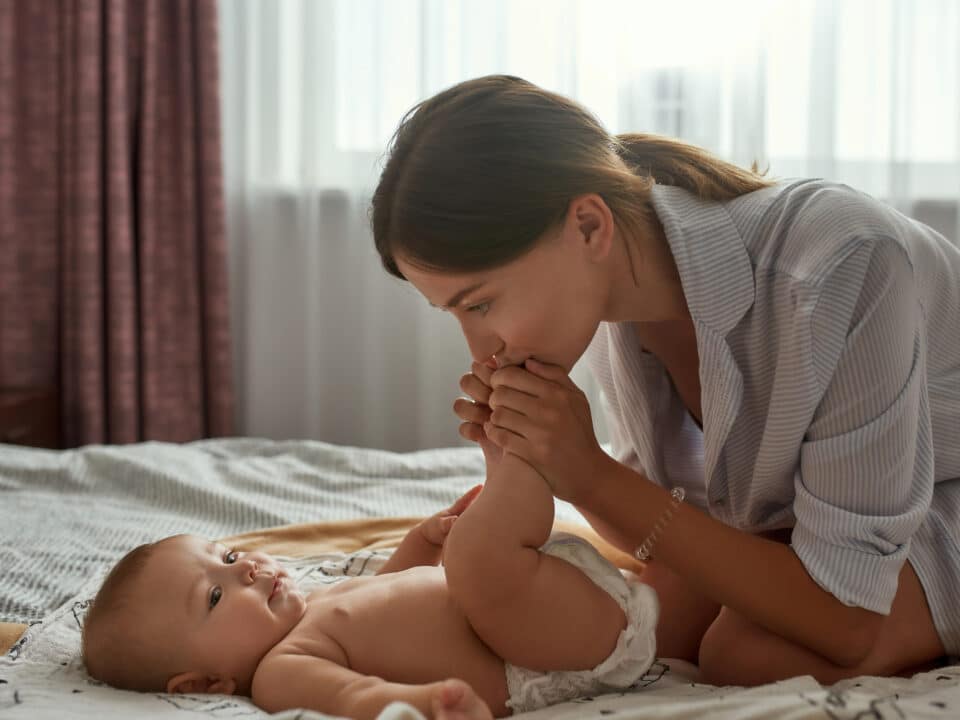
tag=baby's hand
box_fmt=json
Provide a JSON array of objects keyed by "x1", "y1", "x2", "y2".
[
  {"x1": 431, "y1": 678, "x2": 494, "y2": 720},
  {"x1": 418, "y1": 485, "x2": 483, "y2": 547}
]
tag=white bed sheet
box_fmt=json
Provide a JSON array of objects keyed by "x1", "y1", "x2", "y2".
[{"x1": 2, "y1": 438, "x2": 960, "y2": 719}]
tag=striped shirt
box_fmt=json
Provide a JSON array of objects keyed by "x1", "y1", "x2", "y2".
[{"x1": 588, "y1": 179, "x2": 960, "y2": 617}]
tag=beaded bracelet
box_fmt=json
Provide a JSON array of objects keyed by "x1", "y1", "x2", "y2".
[{"x1": 634, "y1": 487, "x2": 686, "y2": 562}]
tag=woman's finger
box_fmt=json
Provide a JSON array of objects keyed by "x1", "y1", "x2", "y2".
[
  {"x1": 483, "y1": 421, "x2": 531, "y2": 460},
  {"x1": 488, "y1": 385, "x2": 538, "y2": 416},
  {"x1": 458, "y1": 421, "x2": 485, "y2": 443},
  {"x1": 487, "y1": 405, "x2": 537, "y2": 439},
  {"x1": 490, "y1": 364, "x2": 556, "y2": 397},
  {"x1": 453, "y1": 398, "x2": 492, "y2": 425},
  {"x1": 459, "y1": 372, "x2": 492, "y2": 404},
  {"x1": 523, "y1": 358, "x2": 578, "y2": 388}
]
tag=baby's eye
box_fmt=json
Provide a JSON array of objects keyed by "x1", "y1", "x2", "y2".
[
  {"x1": 209, "y1": 586, "x2": 222, "y2": 609},
  {"x1": 466, "y1": 301, "x2": 490, "y2": 315},
  {"x1": 224, "y1": 550, "x2": 239, "y2": 564}
]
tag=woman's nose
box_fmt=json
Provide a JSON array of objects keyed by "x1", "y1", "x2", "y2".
[{"x1": 463, "y1": 329, "x2": 502, "y2": 366}]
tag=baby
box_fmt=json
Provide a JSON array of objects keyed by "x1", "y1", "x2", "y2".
[{"x1": 81, "y1": 446, "x2": 659, "y2": 719}]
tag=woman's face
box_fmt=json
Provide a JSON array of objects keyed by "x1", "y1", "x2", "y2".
[{"x1": 395, "y1": 197, "x2": 613, "y2": 372}]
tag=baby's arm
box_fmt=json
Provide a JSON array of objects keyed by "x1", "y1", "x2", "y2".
[
  {"x1": 252, "y1": 652, "x2": 487, "y2": 719},
  {"x1": 377, "y1": 485, "x2": 483, "y2": 575}
]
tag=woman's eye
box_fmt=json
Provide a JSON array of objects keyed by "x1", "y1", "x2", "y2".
[
  {"x1": 209, "y1": 586, "x2": 222, "y2": 609},
  {"x1": 466, "y1": 301, "x2": 490, "y2": 315},
  {"x1": 224, "y1": 550, "x2": 238, "y2": 564}
]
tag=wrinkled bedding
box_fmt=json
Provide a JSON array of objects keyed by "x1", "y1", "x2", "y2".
[{"x1": 2, "y1": 438, "x2": 960, "y2": 719}]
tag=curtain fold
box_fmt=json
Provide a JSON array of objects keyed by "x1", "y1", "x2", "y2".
[{"x1": 0, "y1": 0, "x2": 233, "y2": 447}]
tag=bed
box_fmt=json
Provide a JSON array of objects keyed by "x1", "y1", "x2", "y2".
[{"x1": 2, "y1": 437, "x2": 959, "y2": 719}]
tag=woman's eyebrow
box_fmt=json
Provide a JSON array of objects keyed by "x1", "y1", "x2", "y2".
[{"x1": 430, "y1": 282, "x2": 486, "y2": 309}]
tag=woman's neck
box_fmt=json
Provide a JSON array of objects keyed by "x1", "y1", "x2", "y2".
[{"x1": 606, "y1": 215, "x2": 689, "y2": 324}]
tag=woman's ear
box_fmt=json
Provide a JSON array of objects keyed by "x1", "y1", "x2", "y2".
[
  {"x1": 569, "y1": 193, "x2": 614, "y2": 262},
  {"x1": 166, "y1": 671, "x2": 237, "y2": 695}
]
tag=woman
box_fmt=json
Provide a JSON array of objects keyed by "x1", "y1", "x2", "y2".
[{"x1": 370, "y1": 75, "x2": 960, "y2": 686}]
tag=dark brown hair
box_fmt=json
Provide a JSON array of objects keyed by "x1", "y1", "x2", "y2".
[{"x1": 371, "y1": 74, "x2": 773, "y2": 278}]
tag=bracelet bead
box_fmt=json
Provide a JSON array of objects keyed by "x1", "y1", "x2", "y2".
[{"x1": 634, "y1": 486, "x2": 685, "y2": 562}]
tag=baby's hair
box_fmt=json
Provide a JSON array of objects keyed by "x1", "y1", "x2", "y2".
[{"x1": 81, "y1": 539, "x2": 180, "y2": 691}]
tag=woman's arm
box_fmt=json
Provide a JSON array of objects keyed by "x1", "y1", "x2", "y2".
[{"x1": 581, "y1": 454, "x2": 882, "y2": 667}]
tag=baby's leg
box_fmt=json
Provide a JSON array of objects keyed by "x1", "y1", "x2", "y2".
[{"x1": 443, "y1": 453, "x2": 626, "y2": 672}]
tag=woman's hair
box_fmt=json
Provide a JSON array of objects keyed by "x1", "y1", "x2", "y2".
[{"x1": 371, "y1": 74, "x2": 773, "y2": 278}]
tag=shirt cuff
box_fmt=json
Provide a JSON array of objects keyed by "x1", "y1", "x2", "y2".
[{"x1": 790, "y1": 508, "x2": 908, "y2": 615}]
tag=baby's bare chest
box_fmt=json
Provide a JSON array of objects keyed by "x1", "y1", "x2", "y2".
[{"x1": 279, "y1": 567, "x2": 504, "y2": 684}]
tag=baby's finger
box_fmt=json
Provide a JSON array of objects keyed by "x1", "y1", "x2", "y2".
[
  {"x1": 429, "y1": 514, "x2": 458, "y2": 543},
  {"x1": 447, "y1": 485, "x2": 483, "y2": 514}
]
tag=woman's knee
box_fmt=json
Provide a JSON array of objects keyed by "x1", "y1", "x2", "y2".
[
  {"x1": 697, "y1": 609, "x2": 747, "y2": 685},
  {"x1": 697, "y1": 609, "x2": 793, "y2": 686},
  {"x1": 697, "y1": 608, "x2": 884, "y2": 686}
]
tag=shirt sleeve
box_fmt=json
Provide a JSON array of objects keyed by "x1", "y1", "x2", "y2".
[{"x1": 791, "y1": 239, "x2": 935, "y2": 614}]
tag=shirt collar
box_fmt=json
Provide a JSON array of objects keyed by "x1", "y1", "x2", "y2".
[{"x1": 648, "y1": 184, "x2": 755, "y2": 336}]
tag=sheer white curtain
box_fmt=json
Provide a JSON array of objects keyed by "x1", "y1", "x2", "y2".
[{"x1": 219, "y1": 0, "x2": 960, "y2": 451}]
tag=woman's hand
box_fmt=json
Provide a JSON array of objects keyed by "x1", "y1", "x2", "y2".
[
  {"x1": 418, "y1": 484, "x2": 484, "y2": 547},
  {"x1": 454, "y1": 361, "x2": 495, "y2": 443},
  {"x1": 483, "y1": 359, "x2": 609, "y2": 505},
  {"x1": 454, "y1": 362, "x2": 504, "y2": 467}
]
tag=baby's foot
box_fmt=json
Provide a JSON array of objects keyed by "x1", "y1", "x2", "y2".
[{"x1": 431, "y1": 678, "x2": 493, "y2": 720}]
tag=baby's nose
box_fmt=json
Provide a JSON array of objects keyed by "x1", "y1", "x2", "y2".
[{"x1": 242, "y1": 558, "x2": 260, "y2": 582}]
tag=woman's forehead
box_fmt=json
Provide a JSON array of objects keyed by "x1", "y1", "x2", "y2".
[
  {"x1": 394, "y1": 240, "x2": 563, "y2": 299},
  {"x1": 394, "y1": 256, "x2": 493, "y2": 304}
]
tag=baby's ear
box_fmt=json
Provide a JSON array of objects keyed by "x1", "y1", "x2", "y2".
[{"x1": 166, "y1": 671, "x2": 237, "y2": 695}]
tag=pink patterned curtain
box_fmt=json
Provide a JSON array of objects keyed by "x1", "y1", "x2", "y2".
[{"x1": 0, "y1": 0, "x2": 233, "y2": 447}]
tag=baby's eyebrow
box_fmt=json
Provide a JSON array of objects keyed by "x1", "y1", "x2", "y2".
[{"x1": 186, "y1": 541, "x2": 219, "y2": 615}]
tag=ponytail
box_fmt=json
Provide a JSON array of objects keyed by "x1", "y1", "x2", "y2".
[{"x1": 615, "y1": 133, "x2": 773, "y2": 201}]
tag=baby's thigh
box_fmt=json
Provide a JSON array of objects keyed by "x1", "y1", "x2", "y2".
[
  {"x1": 638, "y1": 560, "x2": 720, "y2": 663},
  {"x1": 465, "y1": 551, "x2": 627, "y2": 673}
]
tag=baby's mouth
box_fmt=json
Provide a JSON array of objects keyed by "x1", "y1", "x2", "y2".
[{"x1": 269, "y1": 576, "x2": 282, "y2": 600}]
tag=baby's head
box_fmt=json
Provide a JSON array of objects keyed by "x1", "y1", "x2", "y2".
[{"x1": 82, "y1": 535, "x2": 306, "y2": 695}]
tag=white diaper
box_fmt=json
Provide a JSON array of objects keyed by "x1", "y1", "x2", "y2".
[{"x1": 503, "y1": 532, "x2": 659, "y2": 714}]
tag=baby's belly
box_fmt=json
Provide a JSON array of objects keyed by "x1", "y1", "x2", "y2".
[{"x1": 303, "y1": 567, "x2": 509, "y2": 713}]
